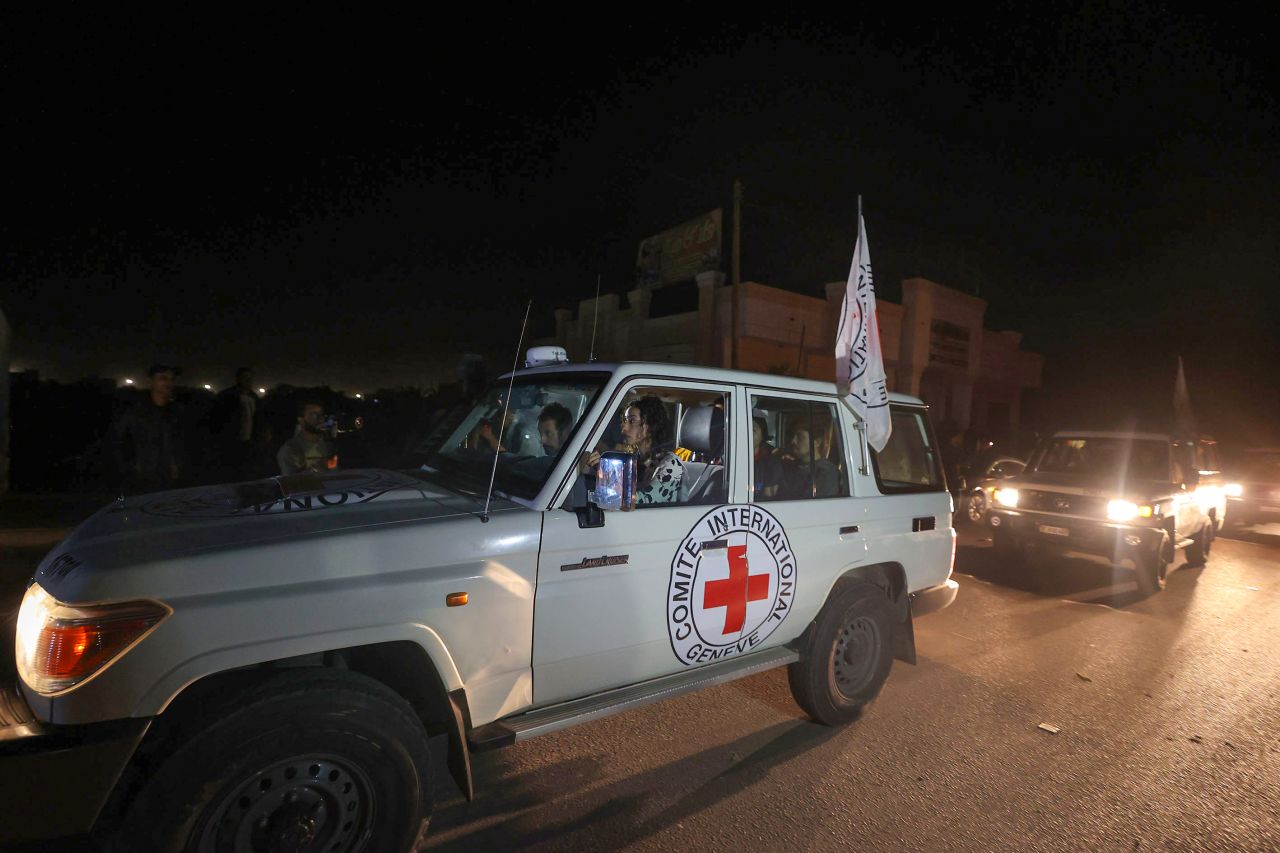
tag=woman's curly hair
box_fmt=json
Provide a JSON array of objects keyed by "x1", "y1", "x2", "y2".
[{"x1": 628, "y1": 396, "x2": 672, "y2": 448}]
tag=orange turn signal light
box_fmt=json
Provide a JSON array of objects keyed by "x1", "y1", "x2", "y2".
[
  {"x1": 446, "y1": 592, "x2": 469, "y2": 607},
  {"x1": 17, "y1": 585, "x2": 170, "y2": 694}
]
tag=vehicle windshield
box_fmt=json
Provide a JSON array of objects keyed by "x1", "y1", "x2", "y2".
[
  {"x1": 1032, "y1": 437, "x2": 1170, "y2": 481},
  {"x1": 415, "y1": 374, "x2": 607, "y2": 500}
]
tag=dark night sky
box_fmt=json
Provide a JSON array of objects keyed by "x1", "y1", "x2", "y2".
[{"x1": 3, "y1": 9, "x2": 1277, "y2": 442}]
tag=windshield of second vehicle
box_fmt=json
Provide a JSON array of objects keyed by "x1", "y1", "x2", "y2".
[
  {"x1": 1033, "y1": 437, "x2": 1170, "y2": 481},
  {"x1": 418, "y1": 375, "x2": 606, "y2": 500}
]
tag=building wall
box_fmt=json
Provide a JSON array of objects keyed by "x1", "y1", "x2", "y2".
[{"x1": 535, "y1": 274, "x2": 1040, "y2": 437}]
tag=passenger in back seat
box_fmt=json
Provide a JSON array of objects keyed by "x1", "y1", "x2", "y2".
[{"x1": 753, "y1": 416, "x2": 782, "y2": 500}]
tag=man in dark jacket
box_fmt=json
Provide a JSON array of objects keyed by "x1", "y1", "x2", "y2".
[
  {"x1": 210, "y1": 367, "x2": 263, "y2": 481},
  {"x1": 112, "y1": 364, "x2": 186, "y2": 494}
]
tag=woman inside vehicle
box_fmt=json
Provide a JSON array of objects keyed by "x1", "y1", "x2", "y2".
[{"x1": 583, "y1": 395, "x2": 685, "y2": 505}]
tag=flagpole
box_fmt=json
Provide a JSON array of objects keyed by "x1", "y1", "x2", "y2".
[{"x1": 731, "y1": 178, "x2": 743, "y2": 369}]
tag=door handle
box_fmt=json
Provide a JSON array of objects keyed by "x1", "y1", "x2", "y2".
[
  {"x1": 912, "y1": 516, "x2": 936, "y2": 532},
  {"x1": 840, "y1": 525, "x2": 860, "y2": 535}
]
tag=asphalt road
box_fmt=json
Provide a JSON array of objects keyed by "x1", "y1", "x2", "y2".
[
  {"x1": 3, "y1": 499, "x2": 1278, "y2": 851},
  {"x1": 425, "y1": 520, "x2": 1280, "y2": 852}
]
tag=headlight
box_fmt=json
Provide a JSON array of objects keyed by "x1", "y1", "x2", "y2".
[
  {"x1": 15, "y1": 584, "x2": 170, "y2": 695},
  {"x1": 1224, "y1": 483, "x2": 1243, "y2": 497},
  {"x1": 1193, "y1": 484, "x2": 1222, "y2": 508},
  {"x1": 1106, "y1": 500, "x2": 1153, "y2": 522},
  {"x1": 994, "y1": 488, "x2": 1019, "y2": 508}
]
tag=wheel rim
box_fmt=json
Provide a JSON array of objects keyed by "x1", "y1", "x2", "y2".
[
  {"x1": 967, "y1": 493, "x2": 986, "y2": 523},
  {"x1": 832, "y1": 615, "x2": 883, "y2": 700},
  {"x1": 197, "y1": 754, "x2": 375, "y2": 853}
]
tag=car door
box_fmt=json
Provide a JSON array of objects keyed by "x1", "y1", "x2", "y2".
[
  {"x1": 532, "y1": 379, "x2": 742, "y2": 707},
  {"x1": 748, "y1": 391, "x2": 866, "y2": 628}
]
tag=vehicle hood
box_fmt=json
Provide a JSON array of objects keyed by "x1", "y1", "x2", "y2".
[
  {"x1": 33, "y1": 469, "x2": 518, "y2": 596},
  {"x1": 1003, "y1": 471, "x2": 1176, "y2": 502}
]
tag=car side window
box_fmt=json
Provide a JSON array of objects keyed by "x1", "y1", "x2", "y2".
[
  {"x1": 870, "y1": 407, "x2": 945, "y2": 493},
  {"x1": 751, "y1": 395, "x2": 849, "y2": 502},
  {"x1": 585, "y1": 386, "x2": 731, "y2": 507},
  {"x1": 989, "y1": 460, "x2": 1022, "y2": 479}
]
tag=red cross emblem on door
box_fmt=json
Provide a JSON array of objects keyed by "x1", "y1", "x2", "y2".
[{"x1": 703, "y1": 543, "x2": 770, "y2": 634}]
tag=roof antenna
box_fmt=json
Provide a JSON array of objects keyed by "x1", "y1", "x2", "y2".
[
  {"x1": 588, "y1": 273, "x2": 601, "y2": 362},
  {"x1": 482, "y1": 300, "x2": 532, "y2": 523}
]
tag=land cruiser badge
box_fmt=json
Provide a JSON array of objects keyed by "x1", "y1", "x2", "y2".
[{"x1": 668, "y1": 505, "x2": 796, "y2": 666}]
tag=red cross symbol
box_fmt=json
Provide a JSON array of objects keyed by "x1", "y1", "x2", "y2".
[{"x1": 703, "y1": 544, "x2": 770, "y2": 634}]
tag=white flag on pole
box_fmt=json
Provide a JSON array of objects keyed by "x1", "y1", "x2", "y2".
[{"x1": 835, "y1": 205, "x2": 892, "y2": 452}]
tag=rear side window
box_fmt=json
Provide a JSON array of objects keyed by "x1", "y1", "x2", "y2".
[
  {"x1": 751, "y1": 395, "x2": 849, "y2": 501},
  {"x1": 870, "y1": 407, "x2": 945, "y2": 493}
]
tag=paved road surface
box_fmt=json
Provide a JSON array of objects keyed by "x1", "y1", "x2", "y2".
[{"x1": 424, "y1": 522, "x2": 1280, "y2": 852}]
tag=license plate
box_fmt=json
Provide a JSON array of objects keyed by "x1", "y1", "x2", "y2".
[{"x1": 1039, "y1": 524, "x2": 1070, "y2": 537}]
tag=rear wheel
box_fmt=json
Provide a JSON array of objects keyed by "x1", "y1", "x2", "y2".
[
  {"x1": 1136, "y1": 533, "x2": 1170, "y2": 596},
  {"x1": 111, "y1": 669, "x2": 433, "y2": 853},
  {"x1": 788, "y1": 581, "x2": 896, "y2": 726}
]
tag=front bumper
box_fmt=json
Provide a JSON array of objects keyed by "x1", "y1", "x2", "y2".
[
  {"x1": 0, "y1": 684, "x2": 149, "y2": 844},
  {"x1": 988, "y1": 507, "x2": 1165, "y2": 563},
  {"x1": 910, "y1": 579, "x2": 959, "y2": 618}
]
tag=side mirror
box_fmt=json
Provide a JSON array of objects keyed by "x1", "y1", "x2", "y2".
[{"x1": 593, "y1": 451, "x2": 637, "y2": 511}]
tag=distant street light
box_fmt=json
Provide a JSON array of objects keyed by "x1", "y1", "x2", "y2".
[
  {"x1": 355, "y1": 393, "x2": 363, "y2": 399},
  {"x1": 203, "y1": 384, "x2": 212, "y2": 390},
  {"x1": 124, "y1": 378, "x2": 134, "y2": 385},
  {"x1": 258, "y1": 387, "x2": 266, "y2": 394}
]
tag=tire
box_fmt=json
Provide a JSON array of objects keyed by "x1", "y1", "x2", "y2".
[
  {"x1": 110, "y1": 669, "x2": 433, "y2": 853},
  {"x1": 991, "y1": 527, "x2": 1025, "y2": 584},
  {"x1": 1136, "y1": 533, "x2": 1170, "y2": 596},
  {"x1": 788, "y1": 581, "x2": 896, "y2": 726},
  {"x1": 966, "y1": 491, "x2": 988, "y2": 524},
  {"x1": 1185, "y1": 522, "x2": 1210, "y2": 567}
]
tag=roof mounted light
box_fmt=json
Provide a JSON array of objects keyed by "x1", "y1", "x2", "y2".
[{"x1": 525, "y1": 346, "x2": 569, "y2": 368}]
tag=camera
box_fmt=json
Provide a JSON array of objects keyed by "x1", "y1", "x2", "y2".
[{"x1": 321, "y1": 414, "x2": 365, "y2": 435}]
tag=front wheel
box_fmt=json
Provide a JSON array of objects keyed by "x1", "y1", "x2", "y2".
[
  {"x1": 1136, "y1": 533, "x2": 1171, "y2": 596},
  {"x1": 1185, "y1": 522, "x2": 1211, "y2": 567},
  {"x1": 111, "y1": 670, "x2": 433, "y2": 853},
  {"x1": 966, "y1": 491, "x2": 988, "y2": 524},
  {"x1": 991, "y1": 526, "x2": 1026, "y2": 584},
  {"x1": 788, "y1": 581, "x2": 896, "y2": 726}
]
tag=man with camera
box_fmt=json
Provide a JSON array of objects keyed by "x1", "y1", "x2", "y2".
[{"x1": 276, "y1": 401, "x2": 337, "y2": 475}]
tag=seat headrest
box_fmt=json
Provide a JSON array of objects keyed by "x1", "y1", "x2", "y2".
[{"x1": 680, "y1": 406, "x2": 723, "y2": 455}]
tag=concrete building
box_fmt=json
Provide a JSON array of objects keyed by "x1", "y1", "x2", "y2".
[{"x1": 535, "y1": 273, "x2": 1041, "y2": 438}]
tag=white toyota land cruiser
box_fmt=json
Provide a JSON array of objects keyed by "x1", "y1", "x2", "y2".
[
  {"x1": 986, "y1": 429, "x2": 1216, "y2": 595},
  {"x1": 1, "y1": 357, "x2": 957, "y2": 850}
]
